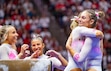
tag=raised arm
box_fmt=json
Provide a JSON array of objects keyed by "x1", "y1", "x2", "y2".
[{"x1": 17, "y1": 44, "x2": 29, "y2": 59}]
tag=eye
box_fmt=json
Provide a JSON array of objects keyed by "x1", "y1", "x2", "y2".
[
  {"x1": 12, "y1": 31, "x2": 16, "y2": 34},
  {"x1": 82, "y1": 16, "x2": 86, "y2": 19},
  {"x1": 32, "y1": 44, "x2": 35, "y2": 46},
  {"x1": 37, "y1": 43, "x2": 40, "y2": 45},
  {"x1": 12, "y1": 31, "x2": 15, "y2": 34}
]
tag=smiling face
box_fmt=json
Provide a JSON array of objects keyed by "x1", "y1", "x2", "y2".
[
  {"x1": 31, "y1": 38, "x2": 45, "y2": 55},
  {"x1": 6, "y1": 26, "x2": 18, "y2": 44},
  {"x1": 78, "y1": 11, "x2": 94, "y2": 28}
]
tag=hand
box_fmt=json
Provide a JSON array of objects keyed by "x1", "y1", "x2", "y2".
[
  {"x1": 20, "y1": 44, "x2": 29, "y2": 55},
  {"x1": 45, "y1": 50, "x2": 60, "y2": 58},
  {"x1": 96, "y1": 30, "x2": 104, "y2": 39},
  {"x1": 30, "y1": 49, "x2": 41, "y2": 58},
  {"x1": 70, "y1": 68, "x2": 82, "y2": 71}
]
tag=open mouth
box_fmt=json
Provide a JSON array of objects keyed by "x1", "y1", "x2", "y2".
[
  {"x1": 34, "y1": 48, "x2": 41, "y2": 51},
  {"x1": 14, "y1": 37, "x2": 18, "y2": 40}
]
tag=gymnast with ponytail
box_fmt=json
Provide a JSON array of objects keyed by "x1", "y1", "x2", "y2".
[
  {"x1": 46, "y1": 9, "x2": 105, "y2": 71},
  {"x1": 66, "y1": 9, "x2": 105, "y2": 71}
]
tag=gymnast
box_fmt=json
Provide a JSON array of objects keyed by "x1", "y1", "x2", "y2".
[
  {"x1": 0, "y1": 25, "x2": 28, "y2": 59},
  {"x1": 46, "y1": 9, "x2": 104, "y2": 71},
  {"x1": 66, "y1": 9, "x2": 105, "y2": 71}
]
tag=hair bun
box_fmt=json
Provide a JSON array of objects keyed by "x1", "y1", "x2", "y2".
[{"x1": 96, "y1": 11, "x2": 105, "y2": 19}]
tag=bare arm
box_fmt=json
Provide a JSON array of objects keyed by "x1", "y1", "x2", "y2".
[
  {"x1": 66, "y1": 33, "x2": 72, "y2": 49},
  {"x1": 100, "y1": 39, "x2": 103, "y2": 55},
  {"x1": 57, "y1": 52, "x2": 68, "y2": 66}
]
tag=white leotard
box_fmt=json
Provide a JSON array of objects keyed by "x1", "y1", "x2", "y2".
[
  {"x1": 73, "y1": 37, "x2": 102, "y2": 71},
  {"x1": 25, "y1": 54, "x2": 65, "y2": 71},
  {"x1": 0, "y1": 43, "x2": 18, "y2": 60},
  {"x1": 64, "y1": 26, "x2": 99, "y2": 71}
]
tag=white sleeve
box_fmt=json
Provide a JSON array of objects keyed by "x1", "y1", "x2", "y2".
[
  {"x1": 79, "y1": 27, "x2": 97, "y2": 37},
  {"x1": 0, "y1": 46, "x2": 9, "y2": 60},
  {"x1": 49, "y1": 57, "x2": 65, "y2": 70},
  {"x1": 73, "y1": 37, "x2": 93, "y2": 62}
]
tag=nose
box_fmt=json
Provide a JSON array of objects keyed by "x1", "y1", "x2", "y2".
[
  {"x1": 78, "y1": 17, "x2": 81, "y2": 21},
  {"x1": 34, "y1": 45, "x2": 39, "y2": 49},
  {"x1": 34, "y1": 46, "x2": 39, "y2": 51},
  {"x1": 78, "y1": 17, "x2": 83, "y2": 23},
  {"x1": 16, "y1": 33, "x2": 19, "y2": 36}
]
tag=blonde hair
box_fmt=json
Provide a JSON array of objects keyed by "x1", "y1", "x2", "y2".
[
  {"x1": 70, "y1": 19, "x2": 78, "y2": 30},
  {"x1": 0, "y1": 25, "x2": 14, "y2": 43},
  {"x1": 96, "y1": 11, "x2": 105, "y2": 19}
]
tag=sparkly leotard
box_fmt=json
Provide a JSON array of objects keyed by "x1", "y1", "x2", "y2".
[
  {"x1": 64, "y1": 26, "x2": 101, "y2": 71},
  {"x1": 73, "y1": 37, "x2": 102, "y2": 71}
]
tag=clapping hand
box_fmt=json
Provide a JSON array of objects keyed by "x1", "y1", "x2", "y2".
[
  {"x1": 30, "y1": 48, "x2": 41, "y2": 59},
  {"x1": 45, "y1": 50, "x2": 60, "y2": 58}
]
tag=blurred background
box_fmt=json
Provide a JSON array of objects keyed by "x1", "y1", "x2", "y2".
[{"x1": 0, "y1": 0, "x2": 111, "y2": 71}]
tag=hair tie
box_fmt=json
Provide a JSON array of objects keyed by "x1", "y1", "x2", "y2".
[
  {"x1": 32, "y1": 34, "x2": 42, "y2": 39},
  {"x1": 32, "y1": 34, "x2": 37, "y2": 38},
  {"x1": 71, "y1": 16, "x2": 79, "y2": 21},
  {"x1": 95, "y1": 12, "x2": 99, "y2": 19}
]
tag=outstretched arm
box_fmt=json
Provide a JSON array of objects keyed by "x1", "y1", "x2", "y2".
[{"x1": 45, "y1": 50, "x2": 68, "y2": 67}]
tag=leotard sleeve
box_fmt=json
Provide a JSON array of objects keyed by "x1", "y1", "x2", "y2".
[
  {"x1": 73, "y1": 37, "x2": 93, "y2": 62},
  {"x1": 74, "y1": 26, "x2": 99, "y2": 37},
  {"x1": 0, "y1": 46, "x2": 9, "y2": 59},
  {"x1": 79, "y1": 27, "x2": 97, "y2": 37}
]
